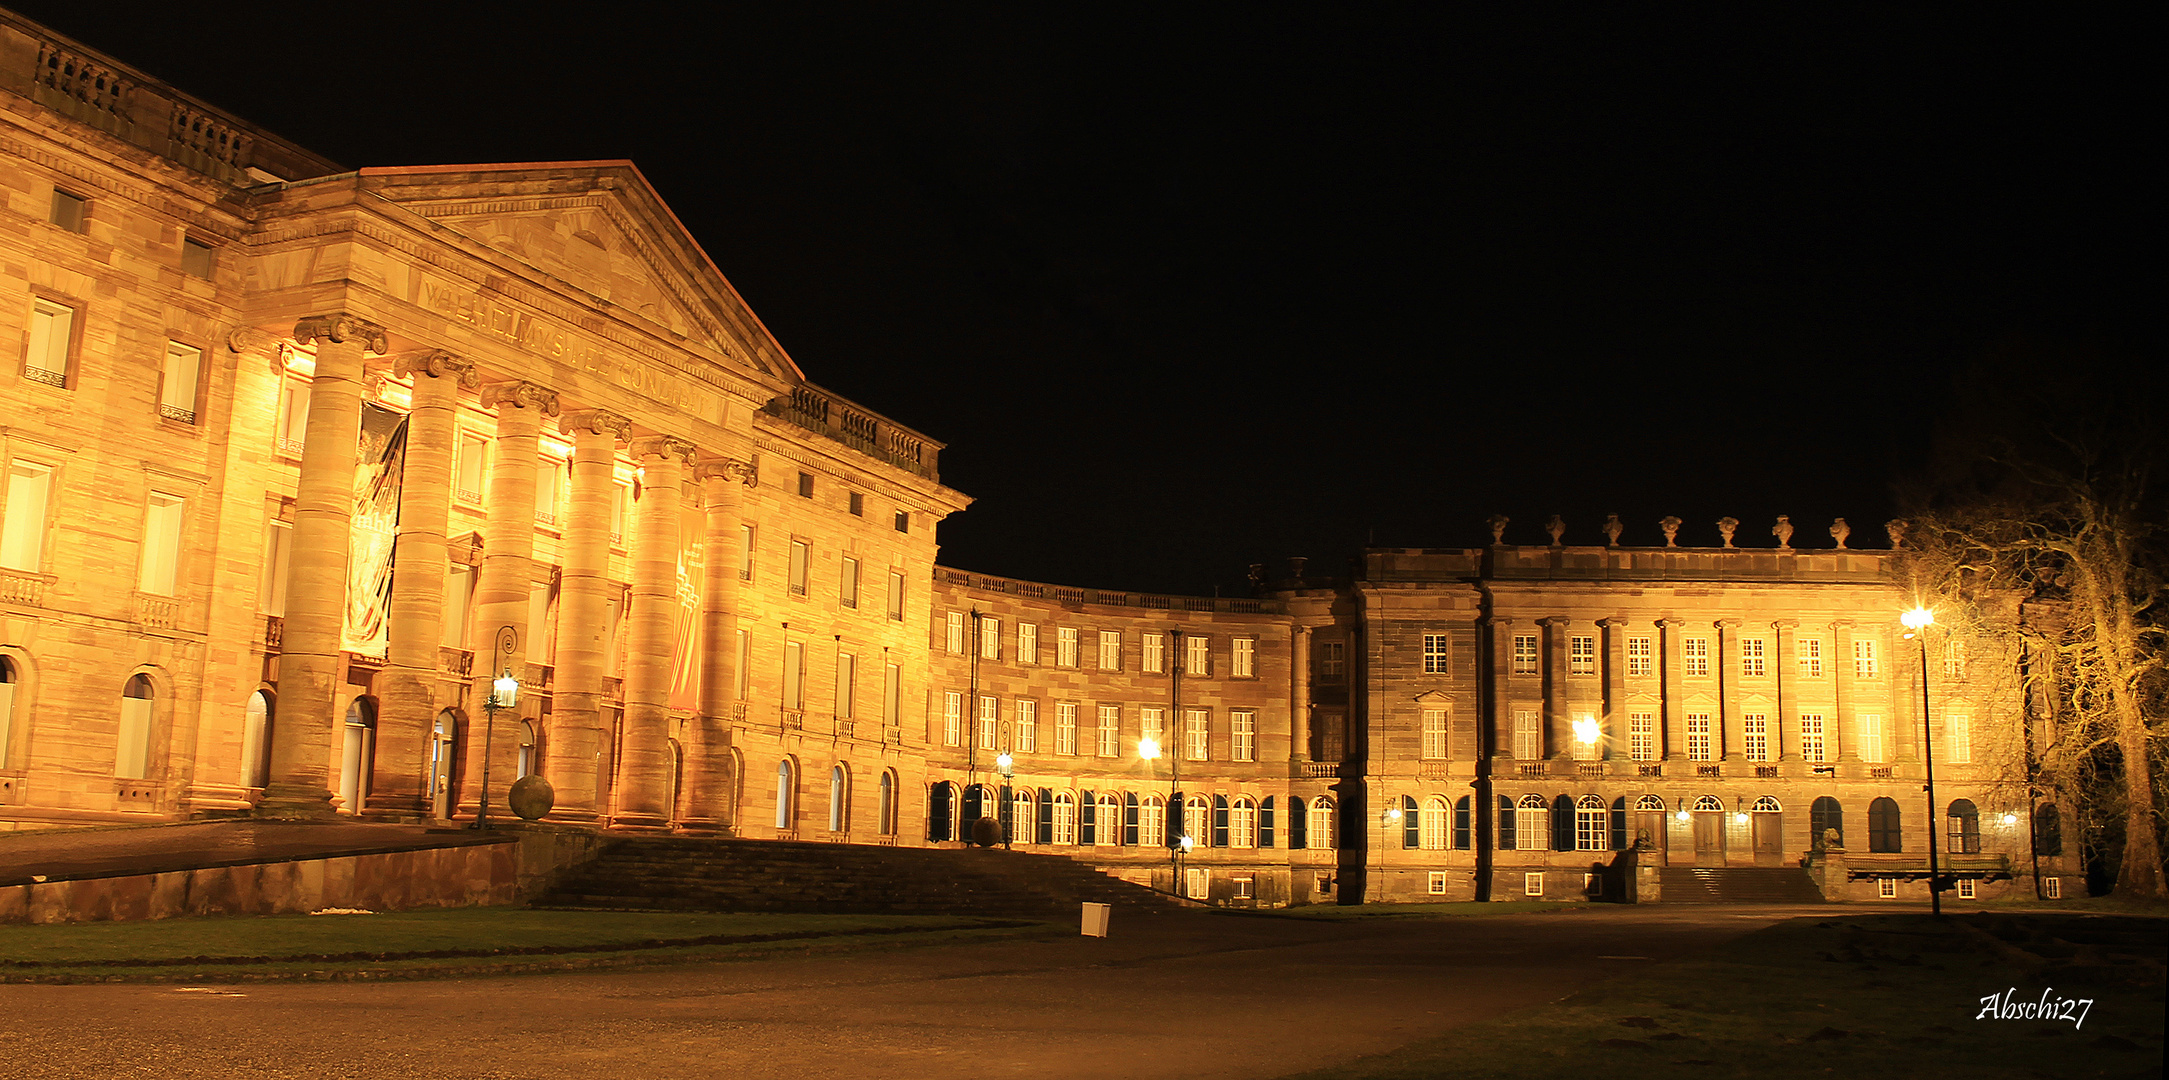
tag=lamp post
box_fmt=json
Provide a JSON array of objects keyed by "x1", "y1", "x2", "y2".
[
  {"x1": 475, "y1": 625, "x2": 520, "y2": 832},
  {"x1": 1903, "y1": 606, "x2": 1942, "y2": 917},
  {"x1": 996, "y1": 751, "x2": 1015, "y2": 851},
  {"x1": 1166, "y1": 627, "x2": 1186, "y2": 871}
]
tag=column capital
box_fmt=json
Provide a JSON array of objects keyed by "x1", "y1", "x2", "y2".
[
  {"x1": 1771, "y1": 619, "x2": 1800, "y2": 630},
  {"x1": 482, "y1": 380, "x2": 562, "y2": 416},
  {"x1": 695, "y1": 456, "x2": 756, "y2": 485},
  {"x1": 293, "y1": 313, "x2": 389, "y2": 354},
  {"x1": 392, "y1": 350, "x2": 479, "y2": 388},
  {"x1": 1714, "y1": 618, "x2": 1742, "y2": 630},
  {"x1": 1656, "y1": 617, "x2": 1685, "y2": 629},
  {"x1": 1596, "y1": 616, "x2": 1633, "y2": 629},
  {"x1": 629, "y1": 435, "x2": 698, "y2": 465},
  {"x1": 559, "y1": 409, "x2": 633, "y2": 441},
  {"x1": 1829, "y1": 619, "x2": 1856, "y2": 631},
  {"x1": 1537, "y1": 615, "x2": 1574, "y2": 629}
]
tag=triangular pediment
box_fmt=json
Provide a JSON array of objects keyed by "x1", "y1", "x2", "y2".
[{"x1": 1412, "y1": 690, "x2": 1454, "y2": 705}]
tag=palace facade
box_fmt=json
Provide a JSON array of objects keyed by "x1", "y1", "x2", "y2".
[{"x1": 0, "y1": 10, "x2": 2072, "y2": 903}]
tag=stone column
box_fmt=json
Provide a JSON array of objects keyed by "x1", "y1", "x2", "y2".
[
  {"x1": 1489, "y1": 618, "x2": 1516, "y2": 761},
  {"x1": 1774, "y1": 620, "x2": 1799, "y2": 766},
  {"x1": 544, "y1": 409, "x2": 630, "y2": 822},
  {"x1": 1598, "y1": 617, "x2": 1629, "y2": 763},
  {"x1": 458, "y1": 381, "x2": 558, "y2": 816},
  {"x1": 1658, "y1": 618, "x2": 1685, "y2": 761},
  {"x1": 1831, "y1": 620, "x2": 1857, "y2": 766},
  {"x1": 260, "y1": 314, "x2": 387, "y2": 815},
  {"x1": 1290, "y1": 625, "x2": 1312, "y2": 764},
  {"x1": 684, "y1": 453, "x2": 754, "y2": 831},
  {"x1": 368, "y1": 351, "x2": 475, "y2": 815},
  {"x1": 615, "y1": 435, "x2": 695, "y2": 829},
  {"x1": 1717, "y1": 619, "x2": 1743, "y2": 762},
  {"x1": 1540, "y1": 616, "x2": 1571, "y2": 762}
]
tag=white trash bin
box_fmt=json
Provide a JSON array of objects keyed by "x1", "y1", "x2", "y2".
[{"x1": 1080, "y1": 902, "x2": 1112, "y2": 937}]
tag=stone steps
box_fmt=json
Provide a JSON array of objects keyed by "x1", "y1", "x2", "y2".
[{"x1": 1658, "y1": 866, "x2": 1825, "y2": 904}]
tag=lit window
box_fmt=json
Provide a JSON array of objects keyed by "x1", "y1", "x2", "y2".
[
  {"x1": 978, "y1": 695, "x2": 998, "y2": 750},
  {"x1": 943, "y1": 691, "x2": 962, "y2": 746},
  {"x1": 1098, "y1": 630, "x2": 1121, "y2": 671},
  {"x1": 1319, "y1": 639, "x2": 1345, "y2": 678},
  {"x1": 1571, "y1": 713, "x2": 1599, "y2": 761},
  {"x1": 886, "y1": 570, "x2": 904, "y2": 621},
  {"x1": 835, "y1": 652, "x2": 857, "y2": 718},
  {"x1": 1799, "y1": 638, "x2": 1823, "y2": 677},
  {"x1": 839, "y1": 556, "x2": 860, "y2": 609},
  {"x1": 1957, "y1": 878, "x2": 1977, "y2": 900},
  {"x1": 1860, "y1": 713, "x2": 1885, "y2": 764},
  {"x1": 1, "y1": 461, "x2": 56, "y2": 572},
  {"x1": 1428, "y1": 871, "x2": 1448, "y2": 895},
  {"x1": 1512, "y1": 634, "x2": 1538, "y2": 675},
  {"x1": 532, "y1": 457, "x2": 562, "y2": 525},
  {"x1": 1096, "y1": 704, "x2": 1119, "y2": 757},
  {"x1": 946, "y1": 611, "x2": 966, "y2": 655},
  {"x1": 979, "y1": 615, "x2": 1001, "y2": 660},
  {"x1": 1800, "y1": 714, "x2": 1826, "y2": 763},
  {"x1": 782, "y1": 641, "x2": 804, "y2": 710},
  {"x1": 1517, "y1": 795, "x2": 1548, "y2": 851},
  {"x1": 1232, "y1": 636, "x2": 1256, "y2": 678},
  {"x1": 1513, "y1": 709, "x2": 1541, "y2": 760},
  {"x1": 1231, "y1": 709, "x2": 1256, "y2": 762},
  {"x1": 454, "y1": 432, "x2": 488, "y2": 503},
  {"x1": 1629, "y1": 712, "x2": 1655, "y2": 761},
  {"x1": 883, "y1": 663, "x2": 901, "y2": 724},
  {"x1": 116, "y1": 675, "x2": 153, "y2": 779},
  {"x1": 1015, "y1": 699, "x2": 1038, "y2": 752},
  {"x1": 1525, "y1": 872, "x2": 1544, "y2": 897},
  {"x1": 1142, "y1": 632, "x2": 1164, "y2": 673},
  {"x1": 1053, "y1": 793, "x2": 1076, "y2": 845},
  {"x1": 1878, "y1": 878, "x2": 1898, "y2": 899},
  {"x1": 1854, "y1": 638, "x2": 1879, "y2": 679},
  {"x1": 160, "y1": 341, "x2": 202, "y2": 423},
  {"x1": 1569, "y1": 635, "x2": 1595, "y2": 675},
  {"x1": 739, "y1": 525, "x2": 754, "y2": 578},
  {"x1": 1626, "y1": 636, "x2": 1652, "y2": 677},
  {"x1": 1743, "y1": 714, "x2": 1768, "y2": 761},
  {"x1": 1420, "y1": 797, "x2": 1449, "y2": 850},
  {"x1": 1684, "y1": 638, "x2": 1710, "y2": 677},
  {"x1": 1943, "y1": 640, "x2": 1967, "y2": 680},
  {"x1": 1947, "y1": 714, "x2": 1972, "y2": 764},
  {"x1": 1139, "y1": 706, "x2": 1164, "y2": 748},
  {"x1": 1686, "y1": 713, "x2": 1712, "y2": 761},
  {"x1": 137, "y1": 493, "x2": 185, "y2": 596},
  {"x1": 1575, "y1": 795, "x2": 1607, "y2": 851},
  {"x1": 1421, "y1": 708, "x2": 1449, "y2": 760},
  {"x1": 260, "y1": 518, "x2": 292, "y2": 617},
  {"x1": 1742, "y1": 638, "x2": 1766, "y2": 677},
  {"x1": 1055, "y1": 703, "x2": 1078, "y2": 755},
  {"x1": 1308, "y1": 798, "x2": 1336, "y2": 848},
  {"x1": 1017, "y1": 622, "x2": 1038, "y2": 663},
  {"x1": 1422, "y1": 633, "x2": 1449, "y2": 674},
  {"x1": 1185, "y1": 709, "x2": 1209, "y2": 761},
  {"x1": 1057, "y1": 627, "x2": 1079, "y2": 667},
  {"x1": 1185, "y1": 634, "x2": 1210, "y2": 677},
  {"x1": 1139, "y1": 795, "x2": 1166, "y2": 848},
  {"x1": 1229, "y1": 798, "x2": 1257, "y2": 849},
  {"x1": 26, "y1": 298, "x2": 77, "y2": 389},
  {"x1": 787, "y1": 540, "x2": 809, "y2": 597}
]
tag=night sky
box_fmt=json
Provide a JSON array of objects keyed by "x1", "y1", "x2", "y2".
[{"x1": 24, "y1": 6, "x2": 2148, "y2": 595}]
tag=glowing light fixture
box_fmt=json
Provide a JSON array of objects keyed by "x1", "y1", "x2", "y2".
[
  {"x1": 996, "y1": 752, "x2": 1014, "y2": 774},
  {"x1": 491, "y1": 674, "x2": 520, "y2": 710},
  {"x1": 1901, "y1": 607, "x2": 1935, "y2": 635},
  {"x1": 2001, "y1": 812, "x2": 2019, "y2": 827},
  {"x1": 1137, "y1": 737, "x2": 1161, "y2": 761},
  {"x1": 1572, "y1": 717, "x2": 1601, "y2": 745}
]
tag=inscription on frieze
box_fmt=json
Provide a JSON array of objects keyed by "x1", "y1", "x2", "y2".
[{"x1": 418, "y1": 279, "x2": 723, "y2": 418}]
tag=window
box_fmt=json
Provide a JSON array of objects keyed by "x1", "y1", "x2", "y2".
[
  {"x1": 834, "y1": 652, "x2": 856, "y2": 718},
  {"x1": 978, "y1": 695, "x2": 998, "y2": 750},
  {"x1": 1231, "y1": 709, "x2": 1256, "y2": 762},
  {"x1": 739, "y1": 525, "x2": 755, "y2": 578},
  {"x1": 533, "y1": 457, "x2": 563, "y2": 526},
  {"x1": 829, "y1": 765, "x2": 849, "y2": 832},
  {"x1": 1741, "y1": 638, "x2": 1766, "y2": 677},
  {"x1": 1947, "y1": 799, "x2": 1981, "y2": 854},
  {"x1": 781, "y1": 641, "x2": 804, "y2": 710},
  {"x1": 979, "y1": 616, "x2": 1001, "y2": 660},
  {"x1": 2043, "y1": 876, "x2": 2062, "y2": 900},
  {"x1": 893, "y1": 510, "x2": 909, "y2": 533},
  {"x1": 1184, "y1": 633, "x2": 1210, "y2": 677},
  {"x1": 1570, "y1": 714, "x2": 1600, "y2": 761},
  {"x1": 181, "y1": 237, "x2": 214, "y2": 279},
  {"x1": 1512, "y1": 634, "x2": 1538, "y2": 674},
  {"x1": 1575, "y1": 795, "x2": 1607, "y2": 851},
  {"x1": 1947, "y1": 714, "x2": 1972, "y2": 764},
  {"x1": 1516, "y1": 794, "x2": 1548, "y2": 852},
  {"x1": 848, "y1": 491, "x2": 863, "y2": 516},
  {"x1": 1139, "y1": 795, "x2": 1166, "y2": 849},
  {"x1": 1420, "y1": 797, "x2": 1449, "y2": 850},
  {"x1": 1015, "y1": 699, "x2": 1038, "y2": 752},
  {"x1": 1629, "y1": 712, "x2": 1655, "y2": 761},
  {"x1": 1422, "y1": 633, "x2": 1449, "y2": 674},
  {"x1": 879, "y1": 771, "x2": 896, "y2": 835},
  {"x1": 1319, "y1": 640, "x2": 1345, "y2": 678},
  {"x1": 1142, "y1": 632, "x2": 1163, "y2": 673},
  {"x1": 787, "y1": 540, "x2": 809, "y2": 597},
  {"x1": 1093, "y1": 704, "x2": 1119, "y2": 757},
  {"x1": 1056, "y1": 627, "x2": 1079, "y2": 668},
  {"x1": 775, "y1": 760, "x2": 795, "y2": 830},
  {"x1": 1097, "y1": 793, "x2": 1121, "y2": 845},
  {"x1": 1017, "y1": 622, "x2": 1038, "y2": 664},
  {"x1": 1139, "y1": 706, "x2": 1164, "y2": 749},
  {"x1": 1421, "y1": 709, "x2": 1449, "y2": 760},
  {"x1": 942, "y1": 691, "x2": 962, "y2": 746},
  {"x1": 1801, "y1": 714, "x2": 1826, "y2": 763},
  {"x1": 138, "y1": 493, "x2": 185, "y2": 596},
  {"x1": 2, "y1": 461, "x2": 55, "y2": 572},
  {"x1": 116, "y1": 675, "x2": 153, "y2": 779},
  {"x1": 1055, "y1": 703, "x2": 1078, "y2": 755},
  {"x1": 1854, "y1": 638, "x2": 1879, "y2": 679},
  {"x1": 1184, "y1": 709, "x2": 1209, "y2": 761},
  {"x1": 883, "y1": 663, "x2": 901, "y2": 725},
  {"x1": 1098, "y1": 630, "x2": 1121, "y2": 671},
  {"x1": 50, "y1": 189, "x2": 87, "y2": 232},
  {"x1": 1627, "y1": 636, "x2": 1652, "y2": 677},
  {"x1": 438, "y1": 563, "x2": 473, "y2": 647},
  {"x1": 945, "y1": 611, "x2": 966, "y2": 655},
  {"x1": 1868, "y1": 796, "x2": 1902, "y2": 852},
  {"x1": 1524, "y1": 872, "x2": 1545, "y2": 897},
  {"x1": 1513, "y1": 709, "x2": 1541, "y2": 760},
  {"x1": 1010, "y1": 790, "x2": 1033, "y2": 844},
  {"x1": 1743, "y1": 714, "x2": 1768, "y2": 762},
  {"x1": 1957, "y1": 878, "x2": 1977, "y2": 900},
  {"x1": 613, "y1": 481, "x2": 632, "y2": 546},
  {"x1": 1428, "y1": 871, "x2": 1449, "y2": 895},
  {"x1": 1569, "y1": 635, "x2": 1595, "y2": 675},
  {"x1": 1053, "y1": 793, "x2": 1077, "y2": 845},
  {"x1": 160, "y1": 341, "x2": 202, "y2": 423},
  {"x1": 1184, "y1": 796, "x2": 1210, "y2": 845},
  {"x1": 25, "y1": 298, "x2": 76, "y2": 388},
  {"x1": 1233, "y1": 875, "x2": 1254, "y2": 899},
  {"x1": 1943, "y1": 640, "x2": 1967, "y2": 680},
  {"x1": 1232, "y1": 636, "x2": 1256, "y2": 678},
  {"x1": 1230, "y1": 798, "x2": 1257, "y2": 849},
  {"x1": 796, "y1": 472, "x2": 813, "y2": 498},
  {"x1": 1684, "y1": 638, "x2": 1710, "y2": 677},
  {"x1": 1810, "y1": 796, "x2": 1844, "y2": 850},
  {"x1": 1308, "y1": 797, "x2": 1335, "y2": 849},
  {"x1": 1800, "y1": 637, "x2": 1824, "y2": 677},
  {"x1": 1184, "y1": 866, "x2": 1209, "y2": 900},
  {"x1": 886, "y1": 570, "x2": 905, "y2": 621},
  {"x1": 455, "y1": 432, "x2": 488, "y2": 503},
  {"x1": 1859, "y1": 713, "x2": 1885, "y2": 764},
  {"x1": 1686, "y1": 713, "x2": 1712, "y2": 761},
  {"x1": 839, "y1": 556, "x2": 860, "y2": 609},
  {"x1": 260, "y1": 519, "x2": 292, "y2": 616},
  {"x1": 1878, "y1": 878, "x2": 1898, "y2": 899}
]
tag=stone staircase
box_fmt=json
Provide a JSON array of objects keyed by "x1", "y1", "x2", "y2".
[
  {"x1": 1658, "y1": 866, "x2": 1825, "y2": 904},
  {"x1": 537, "y1": 836, "x2": 1186, "y2": 918}
]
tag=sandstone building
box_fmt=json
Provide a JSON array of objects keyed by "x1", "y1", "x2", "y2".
[{"x1": 0, "y1": 10, "x2": 2071, "y2": 904}]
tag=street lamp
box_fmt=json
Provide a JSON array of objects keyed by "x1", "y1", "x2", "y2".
[
  {"x1": 996, "y1": 751, "x2": 1015, "y2": 850},
  {"x1": 1902, "y1": 606, "x2": 1943, "y2": 917},
  {"x1": 475, "y1": 625, "x2": 520, "y2": 831}
]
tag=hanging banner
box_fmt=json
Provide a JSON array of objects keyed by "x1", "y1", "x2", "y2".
[
  {"x1": 343, "y1": 403, "x2": 407, "y2": 658},
  {"x1": 669, "y1": 500, "x2": 705, "y2": 712}
]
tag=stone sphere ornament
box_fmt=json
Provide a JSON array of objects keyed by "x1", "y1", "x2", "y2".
[
  {"x1": 508, "y1": 774, "x2": 556, "y2": 821},
  {"x1": 971, "y1": 816, "x2": 1001, "y2": 847}
]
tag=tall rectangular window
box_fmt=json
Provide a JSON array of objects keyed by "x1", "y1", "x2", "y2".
[
  {"x1": 1512, "y1": 634, "x2": 1538, "y2": 674},
  {"x1": 736, "y1": 628, "x2": 751, "y2": 700},
  {"x1": 782, "y1": 641, "x2": 804, "y2": 710},
  {"x1": 1860, "y1": 713, "x2": 1885, "y2": 764},
  {"x1": 1140, "y1": 706, "x2": 1164, "y2": 748},
  {"x1": 1057, "y1": 627, "x2": 1079, "y2": 667},
  {"x1": 1319, "y1": 639, "x2": 1345, "y2": 678},
  {"x1": 1185, "y1": 709, "x2": 1210, "y2": 761},
  {"x1": 1801, "y1": 714, "x2": 1826, "y2": 762},
  {"x1": 1421, "y1": 708, "x2": 1449, "y2": 759},
  {"x1": 1800, "y1": 637, "x2": 1823, "y2": 677},
  {"x1": 1569, "y1": 635, "x2": 1596, "y2": 675},
  {"x1": 1947, "y1": 714, "x2": 1972, "y2": 764},
  {"x1": 1684, "y1": 638, "x2": 1710, "y2": 677},
  {"x1": 839, "y1": 556, "x2": 859, "y2": 609},
  {"x1": 49, "y1": 189, "x2": 86, "y2": 232},
  {"x1": 1, "y1": 461, "x2": 54, "y2": 572},
  {"x1": 1185, "y1": 634, "x2": 1209, "y2": 677},
  {"x1": 1743, "y1": 714, "x2": 1768, "y2": 761},
  {"x1": 979, "y1": 615, "x2": 1001, "y2": 660},
  {"x1": 1629, "y1": 712, "x2": 1655, "y2": 761},
  {"x1": 1943, "y1": 640, "x2": 1967, "y2": 680},
  {"x1": 796, "y1": 472, "x2": 813, "y2": 498},
  {"x1": 1055, "y1": 703, "x2": 1078, "y2": 755},
  {"x1": 1097, "y1": 704, "x2": 1120, "y2": 757},
  {"x1": 439, "y1": 563, "x2": 474, "y2": 648},
  {"x1": 835, "y1": 651, "x2": 857, "y2": 718},
  {"x1": 1627, "y1": 636, "x2": 1652, "y2": 677},
  {"x1": 1142, "y1": 632, "x2": 1164, "y2": 673},
  {"x1": 160, "y1": 341, "x2": 202, "y2": 423},
  {"x1": 946, "y1": 611, "x2": 965, "y2": 654},
  {"x1": 738, "y1": 524, "x2": 755, "y2": 579},
  {"x1": 533, "y1": 457, "x2": 562, "y2": 525},
  {"x1": 25, "y1": 298, "x2": 76, "y2": 388},
  {"x1": 1017, "y1": 622, "x2": 1038, "y2": 664},
  {"x1": 787, "y1": 540, "x2": 809, "y2": 597},
  {"x1": 1854, "y1": 638, "x2": 1879, "y2": 679},
  {"x1": 1686, "y1": 713, "x2": 1712, "y2": 761},
  {"x1": 610, "y1": 480, "x2": 631, "y2": 545},
  {"x1": 1513, "y1": 709, "x2": 1541, "y2": 760},
  {"x1": 943, "y1": 691, "x2": 962, "y2": 746},
  {"x1": 455, "y1": 432, "x2": 488, "y2": 503},
  {"x1": 1741, "y1": 638, "x2": 1766, "y2": 677},
  {"x1": 894, "y1": 510, "x2": 909, "y2": 533},
  {"x1": 1232, "y1": 636, "x2": 1257, "y2": 678},
  {"x1": 1098, "y1": 630, "x2": 1121, "y2": 671},
  {"x1": 1015, "y1": 698, "x2": 1038, "y2": 752},
  {"x1": 138, "y1": 493, "x2": 185, "y2": 595},
  {"x1": 1231, "y1": 709, "x2": 1256, "y2": 762},
  {"x1": 848, "y1": 491, "x2": 863, "y2": 516},
  {"x1": 260, "y1": 519, "x2": 291, "y2": 617},
  {"x1": 1422, "y1": 633, "x2": 1449, "y2": 674},
  {"x1": 887, "y1": 569, "x2": 905, "y2": 620},
  {"x1": 1571, "y1": 713, "x2": 1600, "y2": 760},
  {"x1": 883, "y1": 663, "x2": 901, "y2": 725},
  {"x1": 978, "y1": 695, "x2": 998, "y2": 750}
]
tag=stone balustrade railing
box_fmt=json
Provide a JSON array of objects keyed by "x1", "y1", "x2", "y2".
[{"x1": 935, "y1": 567, "x2": 1282, "y2": 616}]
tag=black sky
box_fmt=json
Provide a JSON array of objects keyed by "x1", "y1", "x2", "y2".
[{"x1": 24, "y1": 5, "x2": 2150, "y2": 595}]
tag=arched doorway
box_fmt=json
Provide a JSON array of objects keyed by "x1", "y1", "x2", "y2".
[
  {"x1": 1634, "y1": 794, "x2": 1667, "y2": 859},
  {"x1": 338, "y1": 697, "x2": 377, "y2": 813},
  {"x1": 429, "y1": 710, "x2": 462, "y2": 819},
  {"x1": 1946, "y1": 799, "x2": 1981, "y2": 854},
  {"x1": 774, "y1": 758, "x2": 795, "y2": 831},
  {"x1": 516, "y1": 720, "x2": 537, "y2": 779},
  {"x1": 1810, "y1": 796, "x2": 1844, "y2": 851},
  {"x1": 828, "y1": 764, "x2": 849, "y2": 833},
  {"x1": 241, "y1": 690, "x2": 274, "y2": 790},
  {"x1": 0, "y1": 656, "x2": 20, "y2": 770},
  {"x1": 1691, "y1": 794, "x2": 1726, "y2": 866},
  {"x1": 1750, "y1": 795, "x2": 1783, "y2": 866},
  {"x1": 1868, "y1": 797, "x2": 1902, "y2": 853},
  {"x1": 116, "y1": 674, "x2": 155, "y2": 779},
  {"x1": 878, "y1": 770, "x2": 896, "y2": 836}
]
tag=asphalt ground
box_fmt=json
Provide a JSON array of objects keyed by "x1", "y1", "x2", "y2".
[{"x1": 0, "y1": 904, "x2": 1828, "y2": 1080}]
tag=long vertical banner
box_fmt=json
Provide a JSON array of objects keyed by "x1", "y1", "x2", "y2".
[
  {"x1": 669, "y1": 500, "x2": 705, "y2": 713},
  {"x1": 343, "y1": 403, "x2": 407, "y2": 658}
]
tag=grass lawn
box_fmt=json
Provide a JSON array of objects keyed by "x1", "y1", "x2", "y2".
[
  {"x1": 1269, "y1": 901, "x2": 1585, "y2": 921},
  {"x1": 0, "y1": 908, "x2": 1052, "y2": 981},
  {"x1": 1279, "y1": 912, "x2": 2166, "y2": 1080}
]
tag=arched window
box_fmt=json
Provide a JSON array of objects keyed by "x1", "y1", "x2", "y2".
[
  {"x1": 1575, "y1": 795, "x2": 1607, "y2": 851},
  {"x1": 1635, "y1": 794, "x2": 1666, "y2": 812},
  {"x1": 1013, "y1": 789, "x2": 1035, "y2": 844},
  {"x1": 1288, "y1": 796, "x2": 1309, "y2": 849},
  {"x1": 1399, "y1": 795, "x2": 1419, "y2": 849},
  {"x1": 1097, "y1": 792, "x2": 1122, "y2": 845},
  {"x1": 961, "y1": 783, "x2": 985, "y2": 825},
  {"x1": 1868, "y1": 796, "x2": 1902, "y2": 853},
  {"x1": 1079, "y1": 789, "x2": 1097, "y2": 846},
  {"x1": 1140, "y1": 793, "x2": 1166, "y2": 849},
  {"x1": 829, "y1": 765, "x2": 849, "y2": 833},
  {"x1": 1752, "y1": 795, "x2": 1781, "y2": 813},
  {"x1": 1308, "y1": 796, "x2": 1335, "y2": 851},
  {"x1": 927, "y1": 781, "x2": 953, "y2": 842},
  {"x1": 1497, "y1": 795, "x2": 1516, "y2": 850},
  {"x1": 1810, "y1": 796, "x2": 1844, "y2": 850},
  {"x1": 239, "y1": 689, "x2": 273, "y2": 789},
  {"x1": 116, "y1": 674, "x2": 155, "y2": 779},
  {"x1": 1184, "y1": 794, "x2": 1210, "y2": 846},
  {"x1": 1946, "y1": 799, "x2": 1980, "y2": 854},
  {"x1": 1420, "y1": 797, "x2": 1449, "y2": 850},
  {"x1": 774, "y1": 758, "x2": 795, "y2": 830},
  {"x1": 1516, "y1": 794, "x2": 1548, "y2": 851},
  {"x1": 338, "y1": 697, "x2": 376, "y2": 813},
  {"x1": 2033, "y1": 805, "x2": 2062, "y2": 856},
  {"x1": 879, "y1": 771, "x2": 897, "y2": 835},
  {"x1": 1229, "y1": 797, "x2": 1257, "y2": 848},
  {"x1": 1692, "y1": 794, "x2": 1723, "y2": 813},
  {"x1": 0, "y1": 656, "x2": 22, "y2": 770},
  {"x1": 516, "y1": 721, "x2": 537, "y2": 779},
  {"x1": 1054, "y1": 792, "x2": 1078, "y2": 844}
]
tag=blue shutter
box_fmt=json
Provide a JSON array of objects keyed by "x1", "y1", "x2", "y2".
[
  {"x1": 1289, "y1": 797, "x2": 1308, "y2": 850},
  {"x1": 1610, "y1": 797, "x2": 1628, "y2": 850},
  {"x1": 1453, "y1": 795, "x2": 1471, "y2": 850},
  {"x1": 1124, "y1": 792, "x2": 1140, "y2": 846},
  {"x1": 1260, "y1": 796, "x2": 1276, "y2": 848},
  {"x1": 1212, "y1": 795, "x2": 1230, "y2": 848},
  {"x1": 1037, "y1": 787, "x2": 1054, "y2": 844},
  {"x1": 1402, "y1": 795, "x2": 1419, "y2": 849},
  {"x1": 1552, "y1": 794, "x2": 1575, "y2": 852},
  {"x1": 1499, "y1": 795, "x2": 1516, "y2": 850},
  {"x1": 1080, "y1": 790, "x2": 1096, "y2": 846}
]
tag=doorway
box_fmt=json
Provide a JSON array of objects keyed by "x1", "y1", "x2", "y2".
[
  {"x1": 1751, "y1": 796, "x2": 1783, "y2": 866},
  {"x1": 338, "y1": 697, "x2": 376, "y2": 813},
  {"x1": 1691, "y1": 795, "x2": 1726, "y2": 866},
  {"x1": 429, "y1": 710, "x2": 460, "y2": 819}
]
